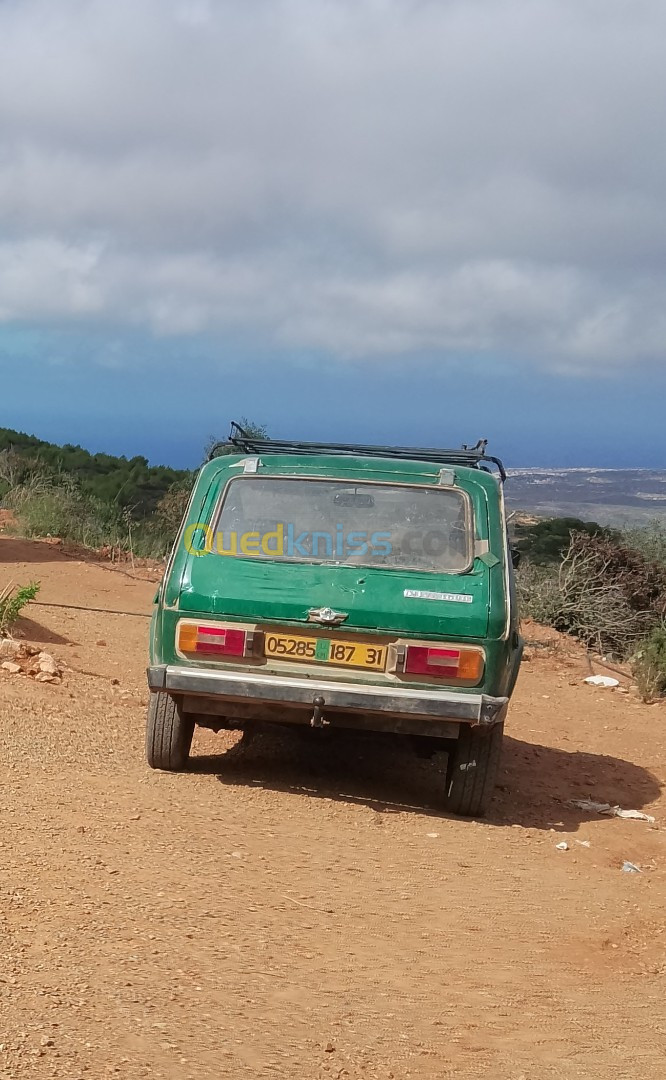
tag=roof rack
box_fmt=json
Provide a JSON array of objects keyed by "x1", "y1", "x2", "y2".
[{"x1": 208, "y1": 422, "x2": 506, "y2": 482}]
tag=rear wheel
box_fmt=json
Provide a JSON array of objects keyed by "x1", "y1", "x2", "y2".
[
  {"x1": 146, "y1": 693, "x2": 194, "y2": 771},
  {"x1": 443, "y1": 722, "x2": 503, "y2": 816}
]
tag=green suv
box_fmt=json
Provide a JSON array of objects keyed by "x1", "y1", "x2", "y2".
[{"x1": 146, "y1": 424, "x2": 522, "y2": 815}]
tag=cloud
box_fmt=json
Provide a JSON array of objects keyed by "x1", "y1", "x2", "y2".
[{"x1": 0, "y1": 0, "x2": 665, "y2": 372}]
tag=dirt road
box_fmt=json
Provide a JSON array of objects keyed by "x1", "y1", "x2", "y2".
[{"x1": 1, "y1": 536, "x2": 665, "y2": 1079}]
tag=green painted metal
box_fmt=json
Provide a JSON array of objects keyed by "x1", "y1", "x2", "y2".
[{"x1": 151, "y1": 451, "x2": 522, "y2": 700}]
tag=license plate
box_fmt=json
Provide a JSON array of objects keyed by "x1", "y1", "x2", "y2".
[{"x1": 264, "y1": 632, "x2": 387, "y2": 671}]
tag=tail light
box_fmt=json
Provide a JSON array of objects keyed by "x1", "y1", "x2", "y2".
[
  {"x1": 177, "y1": 621, "x2": 254, "y2": 658},
  {"x1": 396, "y1": 642, "x2": 484, "y2": 684}
]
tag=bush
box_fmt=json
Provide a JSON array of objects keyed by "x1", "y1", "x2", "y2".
[
  {"x1": 516, "y1": 530, "x2": 665, "y2": 659},
  {"x1": 154, "y1": 479, "x2": 193, "y2": 538},
  {"x1": 515, "y1": 562, "x2": 564, "y2": 627},
  {"x1": 513, "y1": 516, "x2": 609, "y2": 565},
  {"x1": 5, "y1": 473, "x2": 125, "y2": 549},
  {"x1": 0, "y1": 581, "x2": 40, "y2": 635},
  {"x1": 3, "y1": 472, "x2": 175, "y2": 559},
  {"x1": 623, "y1": 520, "x2": 666, "y2": 569},
  {"x1": 517, "y1": 553, "x2": 650, "y2": 658},
  {"x1": 569, "y1": 531, "x2": 666, "y2": 622},
  {"x1": 633, "y1": 627, "x2": 666, "y2": 701}
]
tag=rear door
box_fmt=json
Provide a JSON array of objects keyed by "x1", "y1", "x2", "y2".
[{"x1": 178, "y1": 471, "x2": 491, "y2": 640}]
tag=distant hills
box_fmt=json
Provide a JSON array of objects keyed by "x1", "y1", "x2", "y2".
[{"x1": 506, "y1": 468, "x2": 666, "y2": 525}]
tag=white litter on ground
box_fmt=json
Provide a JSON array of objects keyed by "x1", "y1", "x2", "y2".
[
  {"x1": 569, "y1": 799, "x2": 656, "y2": 824},
  {"x1": 584, "y1": 675, "x2": 620, "y2": 688}
]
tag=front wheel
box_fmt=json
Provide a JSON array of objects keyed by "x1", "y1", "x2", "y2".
[
  {"x1": 146, "y1": 693, "x2": 194, "y2": 771},
  {"x1": 444, "y1": 722, "x2": 504, "y2": 817}
]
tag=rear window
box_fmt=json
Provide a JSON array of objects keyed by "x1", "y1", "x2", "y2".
[{"x1": 210, "y1": 476, "x2": 472, "y2": 573}]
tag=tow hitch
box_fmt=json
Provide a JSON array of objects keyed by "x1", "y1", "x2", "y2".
[{"x1": 310, "y1": 695, "x2": 329, "y2": 729}]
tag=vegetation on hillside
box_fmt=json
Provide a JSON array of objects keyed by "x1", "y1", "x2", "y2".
[
  {"x1": 0, "y1": 419, "x2": 267, "y2": 559},
  {"x1": 0, "y1": 427, "x2": 190, "y2": 517},
  {"x1": 512, "y1": 516, "x2": 612, "y2": 565},
  {"x1": 515, "y1": 516, "x2": 666, "y2": 700}
]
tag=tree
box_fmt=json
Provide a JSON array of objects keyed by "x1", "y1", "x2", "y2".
[
  {"x1": 204, "y1": 418, "x2": 268, "y2": 460},
  {"x1": 513, "y1": 516, "x2": 611, "y2": 565}
]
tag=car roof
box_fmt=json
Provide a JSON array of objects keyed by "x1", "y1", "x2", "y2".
[{"x1": 196, "y1": 453, "x2": 502, "y2": 497}]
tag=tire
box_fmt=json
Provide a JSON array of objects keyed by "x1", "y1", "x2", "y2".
[
  {"x1": 443, "y1": 722, "x2": 504, "y2": 817},
  {"x1": 145, "y1": 693, "x2": 194, "y2": 771}
]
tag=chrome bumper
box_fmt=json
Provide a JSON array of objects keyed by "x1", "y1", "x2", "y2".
[{"x1": 147, "y1": 664, "x2": 508, "y2": 736}]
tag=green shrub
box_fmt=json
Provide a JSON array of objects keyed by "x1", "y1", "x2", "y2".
[
  {"x1": 6, "y1": 474, "x2": 125, "y2": 549},
  {"x1": 513, "y1": 516, "x2": 610, "y2": 565},
  {"x1": 154, "y1": 479, "x2": 194, "y2": 538},
  {"x1": 1, "y1": 466, "x2": 180, "y2": 560},
  {"x1": 623, "y1": 521, "x2": 666, "y2": 569},
  {"x1": 0, "y1": 581, "x2": 40, "y2": 635},
  {"x1": 633, "y1": 627, "x2": 666, "y2": 701},
  {"x1": 515, "y1": 562, "x2": 564, "y2": 626}
]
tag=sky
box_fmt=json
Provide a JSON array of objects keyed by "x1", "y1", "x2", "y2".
[{"x1": 1, "y1": 0, "x2": 665, "y2": 469}]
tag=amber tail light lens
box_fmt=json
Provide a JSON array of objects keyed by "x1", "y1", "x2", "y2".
[
  {"x1": 177, "y1": 622, "x2": 252, "y2": 658},
  {"x1": 402, "y1": 644, "x2": 484, "y2": 683}
]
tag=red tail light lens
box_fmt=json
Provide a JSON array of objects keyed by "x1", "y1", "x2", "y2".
[
  {"x1": 404, "y1": 646, "x2": 460, "y2": 676},
  {"x1": 177, "y1": 621, "x2": 252, "y2": 658},
  {"x1": 402, "y1": 643, "x2": 484, "y2": 683}
]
